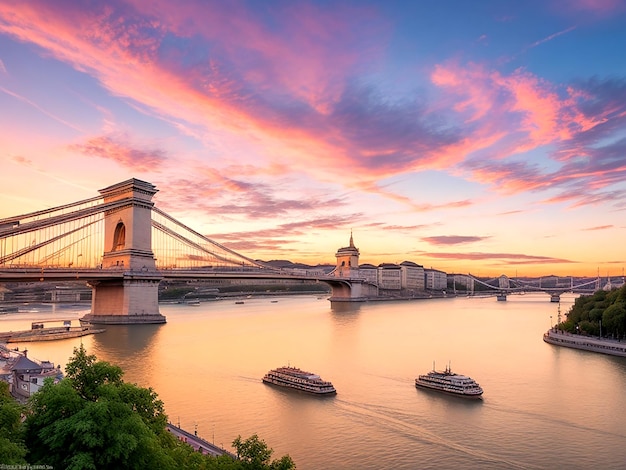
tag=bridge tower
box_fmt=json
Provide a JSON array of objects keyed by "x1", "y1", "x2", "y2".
[
  {"x1": 334, "y1": 231, "x2": 360, "y2": 278},
  {"x1": 81, "y1": 179, "x2": 166, "y2": 324},
  {"x1": 329, "y1": 232, "x2": 376, "y2": 302}
]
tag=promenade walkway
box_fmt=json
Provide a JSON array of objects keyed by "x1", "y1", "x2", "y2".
[
  {"x1": 543, "y1": 329, "x2": 626, "y2": 357},
  {"x1": 166, "y1": 423, "x2": 237, "y2": 458}
]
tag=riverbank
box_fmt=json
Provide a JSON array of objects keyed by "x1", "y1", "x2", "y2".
[{"x1": 543, "y1": 328, "x2": 626, "y2": 357}]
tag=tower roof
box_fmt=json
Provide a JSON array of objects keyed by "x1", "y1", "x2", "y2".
[{"x1": 335, "y1": 232, "x2": 359, "y2": 257}]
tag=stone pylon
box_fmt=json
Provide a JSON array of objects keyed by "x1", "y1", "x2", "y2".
[{"x1": 81, "y1": 179, "x2": 166, "y2": 324}]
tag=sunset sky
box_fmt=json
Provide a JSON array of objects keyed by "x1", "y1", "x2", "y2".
[{"x1": 1, "y1": 0, "x2": 625, "y2": 277}]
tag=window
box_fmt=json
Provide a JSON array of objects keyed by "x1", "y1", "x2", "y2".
[{"x1": 113, "y1": 222, "x2": 126, "y2": 251}]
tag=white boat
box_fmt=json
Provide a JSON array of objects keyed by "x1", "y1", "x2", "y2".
[
  {"x1": 415, "y1": 363, "x2": 483, "y2": 399},
  {"x1": 263, "y1": 366, "x2": 336, "y2": 395}
]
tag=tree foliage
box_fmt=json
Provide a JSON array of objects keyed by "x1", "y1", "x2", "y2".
[
  {"x1": 233, "y1": 434, "x2": 295, "y2": 470},
  {"x1": 24, "y1": 344, "x2": 176, "y2": 469},
  {"x1": 560, "y1": 284, "x2": 626, "y2": 338},
  {"x1": 19, "y1": 345, "x2": 296, "y2": 469},
  {"x1": 0, "y1": 381, "x2": 27, "y2": 464}
]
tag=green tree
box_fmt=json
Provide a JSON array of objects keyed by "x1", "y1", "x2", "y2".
[
  {"x1": 602, "y1": 302, "x2": 626, "y2": 337},
  {"x1": 560, "y1": 285, "x2": 626, "y2": 337},
  {"x1": 233, "y1": 434, "x2": 295, "y2": 470},
  {"x1": 24, "y1": 344, "x2": 177, "y2": 470},
  {"x1": 0, "y1": 381, "x2": 27, "y2": 464},
  {"x1": 22, "y1": 345, "x2": 296, "y2": 469}
]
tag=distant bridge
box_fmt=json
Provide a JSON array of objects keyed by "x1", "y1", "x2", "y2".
[
  {"x1": 0, "y1": 179, "x2": 375, "y2": 324},
  {"x1": 467, "y1": 274, "x2": 600, "y2": 302}
]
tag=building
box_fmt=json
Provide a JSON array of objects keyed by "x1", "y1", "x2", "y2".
[
  {"x1": 377, "y1": 263, "x2": 402, "y2": 290},
  {"x1": 400, "y1": 261, "x2": 425, "y2": 291},
  {"x1": 449, "y1": 274, "x2": 474, "y2": 292},
  {"x1": 0, "y1": 345, "x2": 62, "y2": 401},
  {"x1": 425, "y1": 268, "x2": 447, "y2": 291},
  {"x1": 11, "y1": 353, "x2": 62, "y2": 400},
  {"x1": 358, "y1": 263, "x2": 378, "y2": 284},
  {"x1": 334, "y1": 232, "x2": 360, "y2": 278}
]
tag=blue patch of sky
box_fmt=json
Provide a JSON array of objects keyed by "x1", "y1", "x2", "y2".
[
  {"x1": 590, "y1": 127, "x2": 626, "y2": 151},
  {"x1": 376, "y1": 1, "x2": 535, "y2": 66},
  {"x1": 380, "y1": 170, "x2": 482, "y2": 201},
  {"x1": 1, "y1": 37, "x2": 205, "y2": 153},
  {"x1": 0, "y1": 39, "x2": 101, "y2": 135},
  {"x1": 512, "y1": 21, "x2": 626, "y2": 84},
  {"x1": 519, "y1": 146, "x2": 562, "y2": 173},
  {"x1": 158, "y1": 32, "x2": 213, "y2": 69}
]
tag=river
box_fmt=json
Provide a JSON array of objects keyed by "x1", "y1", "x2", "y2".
[{"x1": 4, "y1": 293, "x2": 626, "y2": 469}]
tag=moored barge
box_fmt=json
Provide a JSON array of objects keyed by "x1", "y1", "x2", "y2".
[{"x1": 0, "y1": 319, "x2": 105, "y2": 343}]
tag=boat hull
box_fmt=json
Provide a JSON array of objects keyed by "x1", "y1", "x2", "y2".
[{"x1": 262, "y1": 377, "x2": 336, "y2": 395}]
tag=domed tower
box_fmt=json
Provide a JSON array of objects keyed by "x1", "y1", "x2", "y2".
[{"x1": 334, "y1": 232, "x2": 360, "y2": 278}]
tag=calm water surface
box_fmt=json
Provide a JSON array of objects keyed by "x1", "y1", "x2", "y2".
[{"x1": 4, "y1": 294, "x2": 626, "y2": 469}]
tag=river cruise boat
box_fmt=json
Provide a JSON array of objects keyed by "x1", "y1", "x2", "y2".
[
  {"x1": 263, "y1": 366, "x2": 336, "y2": 395},
  {"x1": 415, "y1": 364, "x2": 483, "y2": 399}
]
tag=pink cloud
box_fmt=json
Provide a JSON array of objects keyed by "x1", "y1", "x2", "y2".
[
  {"x1": 69, "y1": 135, "x2": 166, "y2": 171},
  {"x1": 555, "y1": 0, "x2": 626, "y2": 15},
  {"x1": 425, "y1": 251, "x2": 575, "y2": 264},
  {"x1": 422, "y1": 236, "x2": 491, "y2": 246},
  {"x1": 430, "y1": 61, "x2": 626, "y2": 206},
  {"x1": 0, "y1": 1, "x2": 394, "y2": 184},
  {"x1": 1, "y1": 0, "x2": 624, "y2": 216},
  {"x1": 432, "y1": 62, "x2": 605, "y2": 158},
  {"x1": 11, "y1": 155, "x2": 33, "y2": 166},
  {"x1": 156, "y1": 169, "x2": 348, "y2": 219}
]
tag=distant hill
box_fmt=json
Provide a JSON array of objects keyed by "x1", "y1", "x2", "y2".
[{"x1": 259, "y1": 260, "x2": 335, "y2": 272}]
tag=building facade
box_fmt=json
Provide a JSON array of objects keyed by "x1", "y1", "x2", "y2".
[
  {"x1": 377, "y1": 263, "x2": 402, "y2": 290},
  {"x1": 425, "y1": 268, "x2": 447, "y2": 291},
  {"x1": 358, "y1": 263, "x2": 379, "y2": 284},
  {"x1": 400, "y1": 261, "x2": 425, "y2": 291}
]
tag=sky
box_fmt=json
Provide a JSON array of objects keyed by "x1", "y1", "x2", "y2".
[{"x1": 1, "y1": 0, "x2": 625, "y2": 278}]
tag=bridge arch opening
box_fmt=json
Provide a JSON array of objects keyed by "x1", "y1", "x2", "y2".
[{"x1": 112, "y1": 221, "x2": 126, "y2": 251}]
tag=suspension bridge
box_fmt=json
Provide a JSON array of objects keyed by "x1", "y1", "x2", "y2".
[
  {"x1": 467, "y1": 274, "x2": 600, "y2": 302},
  {"x1": 0, "y1": 178, "x2": 374, "y2": 324}
]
